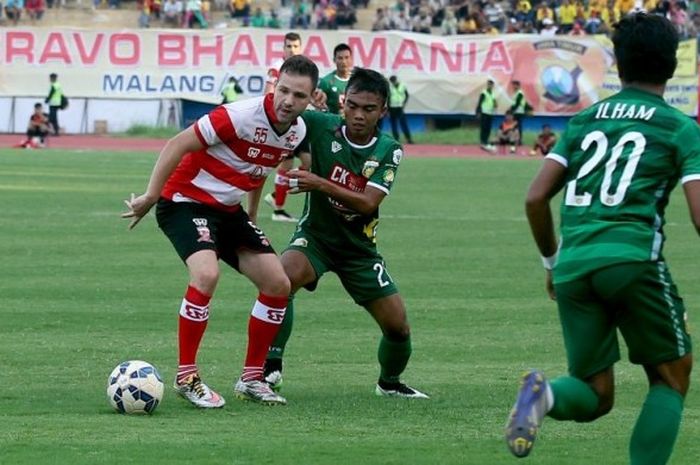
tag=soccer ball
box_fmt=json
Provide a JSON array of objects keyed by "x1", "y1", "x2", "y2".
[{"x1": 107, "y1": 360, "x2": 164, "y2": 414}]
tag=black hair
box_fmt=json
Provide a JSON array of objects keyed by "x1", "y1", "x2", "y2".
[
  {"x1": 346, "y1": 67, "x2": 389, "y2": 107},
  {"x1": 612, "y1": 13, "x2": 678, "y2": 85},
  {"x1": 333, "y1": 43, "x2": 352, "y2": 59},
  {"x1": 50, "y1": 73, "x2": 57, "y2": 80},
  {"x1": 279, "y1": 54, "x2": 319, "y2": 90},
  {"x1": 34, "y1": 102, "x2": 43, "y2": 109},
  {"x1": 284, "y1": 32, "x2": 301, "y2": 43}
]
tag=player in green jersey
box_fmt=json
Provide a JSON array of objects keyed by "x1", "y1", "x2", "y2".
[
  {"x1": 317, "y1": 43, "x2": 353, "y2": 115},
  {"x1": 506, "y1": 13, "x2": 700, "y2": 463},
  {"x1": 264, "y1": 67, "x2": 429, "y2": 399}
]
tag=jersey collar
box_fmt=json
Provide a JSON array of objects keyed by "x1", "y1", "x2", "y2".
[{"x1": 341, "y1": 125, "x2": 377, "y2": 149}]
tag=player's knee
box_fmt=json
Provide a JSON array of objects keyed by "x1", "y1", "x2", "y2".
[
  {"x1": 190, "y1": 268, "x2": 219, "y2": 295},
  {"x1": 260, "y1": 273, "x2": 291, "y2": 297},
  {"x1": 384, "y1": 322, "x2": 411, "y2": 342}
]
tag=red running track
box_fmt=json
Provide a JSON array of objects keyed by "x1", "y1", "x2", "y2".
[{"x1": 0, "y1": 134, "x2": 538, "y2": 159}]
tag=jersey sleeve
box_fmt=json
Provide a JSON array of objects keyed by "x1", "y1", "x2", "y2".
[
  {"x1": 545, "y1": 125, "x2": 574, "y2": 168},
  {"x1": 676, "y1": 120, "x2": 700, "y2": 184},
  {"x1": 194, "y1": 105, "x2": 236, "y2": 147},
  {"x1": 367, "y1": 140, "x2": 403, "y2": 195}
]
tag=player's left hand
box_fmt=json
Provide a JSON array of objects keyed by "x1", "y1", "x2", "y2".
[{"x1": 287, "y1": 169, "x2": 322, "y2": 194}]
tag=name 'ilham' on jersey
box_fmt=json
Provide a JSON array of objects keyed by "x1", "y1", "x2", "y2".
[{"x1": 161, "y1": 94, "x2": 306, "y2": 212}]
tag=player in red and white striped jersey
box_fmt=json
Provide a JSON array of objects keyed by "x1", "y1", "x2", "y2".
[{"x1": 122, "y1": 55, "x2": 319, "y2": 408}]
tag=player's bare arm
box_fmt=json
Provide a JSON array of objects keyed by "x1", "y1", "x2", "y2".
[
  {"x1": 288, "y1": 169, "x2": 385, "y2": 215},
  {"x1": 247, "y1": 185, "x2": 264, "y2": 224},
  {"x1": 683, "y1": 180, "x2": 700, "y2": 235},
  {"x1": 121, "y1": 125, "x2": 204, "y2": 229},
  {"x1": 525, "y1": 158, "x2": 567, "y2": 300}
]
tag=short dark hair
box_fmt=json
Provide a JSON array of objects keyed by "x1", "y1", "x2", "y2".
[
  {"x1": 279, "y1": 54, "x2": 319, "y2": 90},
  {"x1": 613, "y1": 13, "x2": 678, "y2": 85},
  {"x1": 333, "y1": 43, "x2": 352, "y2": 58},
  {"x1": 34, "y1": 103, "x2": 43, "y2": 109},
  {"x1": 346, "y1": 67, "x2": 389, "y2": 107},
  {"x1": 50, "y1": 73, "x2": 57, "y2": 79},
  {"x1": 284, "y1": 32, "x2": 301, "y2": 43},
  {"x1": 512, "y1": 80, "x2": 520, "y2": 86}
]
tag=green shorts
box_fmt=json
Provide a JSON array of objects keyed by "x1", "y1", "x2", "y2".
[
  {"x1": 286, "y1": 228, "x2": 398, "y2": 305},
  {"x1": 554, "y1": 261, "x2": 691, "y2": 379}
]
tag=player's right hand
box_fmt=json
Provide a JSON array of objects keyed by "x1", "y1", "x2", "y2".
[
  {"x1": 121, "y1": 193, "x2": 157, "y2": 230},
  {"x1": 545, "y1": 270, "x2": 556, "y2": 301}
]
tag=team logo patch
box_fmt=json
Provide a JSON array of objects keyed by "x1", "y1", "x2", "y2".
[
  {"x1": 291, "y1": 237, "x2": 308, "y2": 247},
  {"x1": 331, "y1": 141, "x2": 342, "y2": 153},
  {"x1": 392, "y1": 148, "x2": 403, "y2": 165},
  {"x1": 193, "y1": 218, "x2": 213, "y2": 243},
  {"x1": 247, "y1": 147, "x2": 260, "y2": 158},
  {"x1": 383, "y1": 169, "x2": 395, "y2": 184},
  {"x1": 362, "y1": 160, "x2": 380, "y2": 178}
]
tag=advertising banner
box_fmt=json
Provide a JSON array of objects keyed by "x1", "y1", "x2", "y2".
[{"x1": 0, "y1": 28, "x2": 695, "y2": 115}]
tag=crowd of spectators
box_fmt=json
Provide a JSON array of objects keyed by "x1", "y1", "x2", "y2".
[
  {"x1": 1, "y1": 0, "x2": 699, "y2": 40},
  {"x1": 2, "y1": 0, "x2": 46, "y2": 24},
  {"x1": 371, "y1": 0, "x2": 700, "y2": 39}
]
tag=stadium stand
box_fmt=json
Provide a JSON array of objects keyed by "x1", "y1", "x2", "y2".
[{"x1": 5, "y1": 0, "x2": 699, "y2": 39}]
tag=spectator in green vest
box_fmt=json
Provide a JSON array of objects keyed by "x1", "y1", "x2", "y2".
[
  {"x1": 221, "y1": 76, "x2": 243, "y2": 104},
  {"x1": 476, "y1": 79, "x2": 497, "y2": 152},
  {"x1": 509, "y1": 80, "x2": 531, "y2": 145},
  {"x1": 388, "y1": 75, "x2": 413, "y2": 144},
  {"x1": 45, "y1": 73, "x2": 63, "y2": 136}
]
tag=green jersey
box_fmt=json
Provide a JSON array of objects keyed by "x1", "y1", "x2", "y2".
[
  {"x1": 298, "y1": 110, "x2": 403, "y2": 256},
  {"x1": 318, "y1": 72, "x2": 349, "y2": 114},
  {"x1": 549, "y1": 87, "x2": 700, "y2": 283}
]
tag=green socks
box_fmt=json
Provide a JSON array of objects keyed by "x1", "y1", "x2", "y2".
[
  {"x1": 378, "y1": 336, "x2": 412, "y2": 383},
  {"x1": 629, "y1": 385, "x2": 684, "y2": 465},
  {"x1": 548, "y1": 376, "x2": 600, "y2": 421},
  {"x1": 267, "y1": 294, "x2": 295, "y2": 360}
]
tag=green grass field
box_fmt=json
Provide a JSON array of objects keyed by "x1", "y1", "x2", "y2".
[{"x1": 1, "y1": 148, "x2": 698, "y2": 465}]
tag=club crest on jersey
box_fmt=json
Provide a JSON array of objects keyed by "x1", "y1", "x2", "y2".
[
  {"x1": 383, "y1": 169, "x2": 395, "y2": 184},
  {"x1": 392, "y1": 149, "x2": 403, "y2": 165},
  {"x1": 192, "y1": 218, "x2": 213, "y2": 243},
  {"x1": 284, "y1": 132, "x2": 298, "y2": 149},
  {"x1": 331, "y1": 141, "x2": 343, "y2": 153},
  {"x1": 362, "y1": 160, "x2": 380, "y2": 178}
]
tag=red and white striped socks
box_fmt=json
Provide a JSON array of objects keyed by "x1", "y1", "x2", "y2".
[
  {"x1": 176, "y1": 285, "x2": 211, "y2": 384},
  {"x1": 241, "y1": 293, "x2": 287, "y2": 382}
]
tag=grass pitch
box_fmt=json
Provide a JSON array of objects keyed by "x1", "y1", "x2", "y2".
[{"x1": 0, "y1": 148, "x2": 698, "y2": 465}]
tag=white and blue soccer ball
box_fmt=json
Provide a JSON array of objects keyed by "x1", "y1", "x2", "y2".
[{"x1": 107, "y1": 360, "x2": 164, "y2": 414}]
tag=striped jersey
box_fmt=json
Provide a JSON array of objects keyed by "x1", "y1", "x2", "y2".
[
  {"x1": 297, "y1": 110, "x2": 403, "y2": 255},
  {"x1": 162, "y1": 94, "x2": 306, "y2": 212},
  {"x1": 547, "y1": 87, "x2": 700, "y2": 283}
]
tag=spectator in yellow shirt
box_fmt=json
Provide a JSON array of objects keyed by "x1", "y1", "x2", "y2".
[
  {"x1": 614, "y1": 0, "x2": 635, "y2": 14},
  {"x1": 558, "y1": 0, "x2": 577, "y2": 33},
  {"x1": 536, "y1": 2, "x2": 554, "y2": 31},
  {"x1": 600, "y1": 0, "x2": 620, "y2": 26},
  {"x1": 514, "y1": 0, "x2": 532, "y2": 23}
]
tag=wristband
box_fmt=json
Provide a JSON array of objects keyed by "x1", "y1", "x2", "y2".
[
  {"x1": 541, "y1": 252, "x2": 558, "y2": 270},
  {"x1": 288, "y1": 178, "x2": 298, "y2": 189}
]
